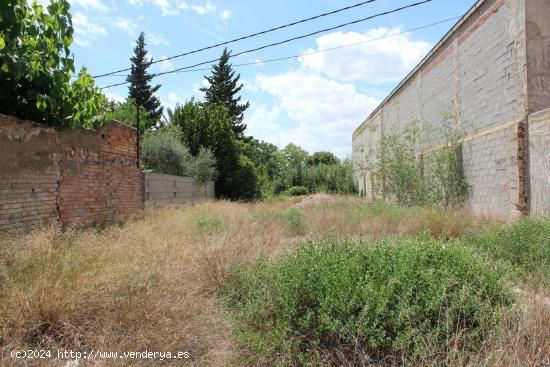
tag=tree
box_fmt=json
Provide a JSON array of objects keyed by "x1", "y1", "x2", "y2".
[
  {"x1": 282, "y1": 143, "x2": 309, "y2": 187},
  {"x1": 142, "y1": 125, "x2": 190, "y2": 176},
  {"x1": 142, "y1": 124, "x2": 217, "y2": 182},
  {"x1": 127, "y1": 32, "x2": 162, "y2": 126},
  {"x1": 0, "y1": 0, "x2": 105, "y2": 128},
  {"x1": 103, "y1": 98, "x2": 152, "y2": 132},
  {"x1": 172, "y1": 100, "x2": 259, "y2": 200},
  {"x1": 241, "y1": 137, "x2": 284, "y2": 196},
  {"x1": 200, "y1": 48, "x2": 250, "y2": 136},
  {"x1": 307, "y1": 151, "x2": 339, "y2": 166}
]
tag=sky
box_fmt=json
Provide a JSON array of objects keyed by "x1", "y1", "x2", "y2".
[{"x1": 57, "y1": 0, "x2": 477, "y2": 157}]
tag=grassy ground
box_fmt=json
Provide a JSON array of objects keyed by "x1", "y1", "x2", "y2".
[{"x1": 0, "y1": 195, "x2": 548, "y2": 366}]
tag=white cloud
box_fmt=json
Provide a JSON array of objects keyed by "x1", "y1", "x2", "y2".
[
  {"x1": 191, "y1": 1, "x2": 216, "y2": 15},
  {"x1": 115, "y1": 18, "x2": 138, "y2": 37},
  {"x1": 164, "y1": 91, "x2": 188, "y2": 109},
  {"x1": 247, "y1": 70, "x2": 380, "y2": 156},
  {"x1": 70, "y1": 0, "x2": 110, "y2": 11},
  {"x1": 158, "y1": 56, "x2": 174, "y2": 72},
  {"x1": 219, "y1": 8, "x2": 232, "y2": 21},
  {"x1": 148, "y1": 32, "x2": 170, "y2": 46},
  {"x1": 302, "y1": 28, "x2": 431, "y2": 84},
  {"x1": 126, "y1": 0, "x2": 145, "y2": 5},
  {"x1": 72, "y1": 12, "x2": 107, "y2": 46},
  {"x1": 153, "y1": 0, "x2": 188, "y2": 16},
  {"x1": 242, "y1": 78, "x2": 258, "y2": 92},
  {"x1": 104, "y1": 92, "x2": 125, "y2": 103}
]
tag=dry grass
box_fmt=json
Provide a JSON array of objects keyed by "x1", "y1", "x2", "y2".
[{"x1": 0, "y1": 196, "x2": 547, "y2": 366}]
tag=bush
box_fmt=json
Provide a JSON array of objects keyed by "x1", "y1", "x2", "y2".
[
  {"x1": 223, "y1": 237, "x2": 514, "y2": 365},
  {"x1": 284, "y1": 186, "x2": 308, "y2": 196},
  {"x1": 372, "y1": 118, "x2": 468, "y2": 207},
  {"x1": 194, "y1": 213, "x2": 227, "y2": 235},
  {"x1": 303, "y1": 159, "x2": 356, "y2": 195},
  {"x1": 188, "y1": 147, "x2": 217, "y2": 183},
  {"x1": 142, "y1": 126, "x2": 217, "y2": 181},
  {"x1": 278, "y1": 208, "x2": 307, "y2": 236},
  {"x1": 142, "y1": 126, "x2": 190, "y2": 176},
  {"x1": 461, "y1": 219, "x2": 550, "y2": 288}
]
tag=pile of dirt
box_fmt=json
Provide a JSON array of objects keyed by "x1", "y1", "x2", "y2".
[{"x1": 292, "y1": 193, "x2": 338, "y2": 208}]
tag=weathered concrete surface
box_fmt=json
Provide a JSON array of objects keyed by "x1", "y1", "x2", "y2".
[
  {"x1": 528, "y1": 108, "x2": 550, "y2": 216},
  {"x1": 526, "y1": 0, "x2": 550, "y2": 114},
  {"x1": 352, "y1": 0, "x2": 550, "y2": 216},
  {"x1": 144, "y1": 172, "x2": 214, "y2": 207},
  {"x1": 0, "y1": 114, "x2": 143, "y2": 231}
]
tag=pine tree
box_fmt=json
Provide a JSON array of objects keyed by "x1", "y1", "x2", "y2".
[
  {"x1": 127, "y1": 32, "x2": 163, "y2": 127},
  {"x1": 201, "y1": 48, "x2": 250, "y2": 137}
]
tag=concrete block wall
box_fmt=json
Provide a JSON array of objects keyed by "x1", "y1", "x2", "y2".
[
  {"x1": 0, "y1": 114, "x2": 143, "y2": 231},
  {"x1": 352, "y1": 0, "x2": 543, "y2": 216},
  {"x1": 143, "y1": 172, "x2": 214, "y2": 207},
  {"x1": 528, "y1": 108, "x2": 550, "y2": 216}
]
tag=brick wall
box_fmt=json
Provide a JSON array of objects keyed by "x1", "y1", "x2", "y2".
[
  {"x1": 144, "y1": 172, "x2": 214, "y2": 207},
  {"x1": 0, "y1": 114, "x2": 143, "y2": 231}
]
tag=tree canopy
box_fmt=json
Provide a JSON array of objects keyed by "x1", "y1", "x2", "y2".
[
  {"x1": 200, "y1": 48, "x2": 250, "y2": 137},
  {"x1": 0, "y1": 0, "x2": 105, "y2": 128},
  {"x1": 127, "y1": 32, "x2": 163, "y2": 125}
]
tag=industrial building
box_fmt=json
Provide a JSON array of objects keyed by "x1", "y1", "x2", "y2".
[{"x1": 352, "y1": 0, "x2": 550, "y2": 216}]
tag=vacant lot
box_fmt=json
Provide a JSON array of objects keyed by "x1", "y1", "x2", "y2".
[{"x1": 0, "y1": 196, "x2": 549, "y2": 366}]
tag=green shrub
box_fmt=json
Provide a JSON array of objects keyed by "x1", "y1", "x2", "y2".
[
  {"x1": 278, "y1": 208, "x2": 307, "y2": 236},
  {"x1": 142, "y1": 126, "x2": 190, "y2": 176},
  {"x1": 142, "y1": 126, "x2": 217, "y2": 181},
  {"x1": 223, "y1": 237, "x2": 514, "y2": 365},
  {"x1": 284, "y1": 186, "x2": 308, "y2": 196},
  {"x1": 372, "y1": 118, "x2": 468, "y2": 207},
  {"x1": 194, "y1": 213, "x2": 227, "y2": 235},
  {"x1": 187, "y1": 147, "x2": 217, "y2": 183},
  {"x1": 461, "y1": 219, "x2": 550, "y2": 288}
]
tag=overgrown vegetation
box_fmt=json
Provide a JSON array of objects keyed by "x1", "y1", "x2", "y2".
[
  {"x1": 0, "y1": 0, "x2": 105, "y2": 128},
  {"x1": 223, "y1": 238, "x2": 514, "y2": 366},
  {"x1": 461, "y1": 219, "x2": 550, "y2": 288},
  {"x1": 141, "y1": 125, "x2": 217, "y2": 181},
  {"x1": 367, "y1": 117, "x2": 468, "y2": 207},
  {"x1": 1, "y1": 198, "x2": 549, "y2": 367},
  {"x1": 194, "y1": 213, "x2": 228, "y2": 235}
]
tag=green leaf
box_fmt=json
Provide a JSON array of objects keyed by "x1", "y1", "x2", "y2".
[{"x1": 0, "y1": 36, "x2": 5, "y2": 50}]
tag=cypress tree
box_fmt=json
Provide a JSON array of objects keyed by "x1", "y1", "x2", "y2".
[
  {"x1": 201, "y1": 48, "x2": 250, "y2": 137},
  {"x1": 127, "y1": 32, "x2": 163, "y2": 127}
]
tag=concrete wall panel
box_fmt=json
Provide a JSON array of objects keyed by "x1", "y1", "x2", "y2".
[
  {"x1": 143, "y1": 172, "x2": 214, "y2": 207},
  {"x1": 528, "y1": 108, "x2": 550, "y2": 216}
]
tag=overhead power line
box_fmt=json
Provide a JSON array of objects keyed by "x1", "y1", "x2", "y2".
[
  {"x1": 93, "y1": 0, "x2": 380, "y2": 78},
  {"x1": 100, "y1": 0, "x2": 433, "y2": 89},
  {"x1": 99, "y1": 16, "x2": 461, "y2": 79},
  {"x1": 175, "y1": 16, "x2": 462, "y2": 74}
]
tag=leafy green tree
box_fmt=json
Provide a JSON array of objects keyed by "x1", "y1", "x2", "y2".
[
  {"x1": 0, "y1": 0, "x2": 105, "y2": 128},
  {"x1": 142, "y1": 125, "x2": 190, "y2": 176},
  {"x1": 200, "y1": 48, "x2": 250, "y2": 136},
  {"x1": 281, "y1": 143, "x2": 309, "y2": 187},
  {"x1": 142, "y1": 125, "x2": 217, "y2": 182},
  {"x1": 172, "y1": 100, "x2": 259, "y2": 199},
  {"x1": 127, "y1": 32, "x2": 162, "y2": 125},
  {"x1": 103, "y1": 98, "x2": 152, "y2": 132},
  {"x1": 307, "y1": 151, "x2": 339, "y2": 166},
  {"x1": 188, "y1": 147, "x2": 217, "y2": 183},
  {"x1": 240, "y1": 137, "x2": 284, "y2": 196}
]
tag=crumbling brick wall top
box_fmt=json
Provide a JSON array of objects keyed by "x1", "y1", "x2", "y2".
[{"x1": 0, "y1": 114, "x2": 143, "y2": 231}]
